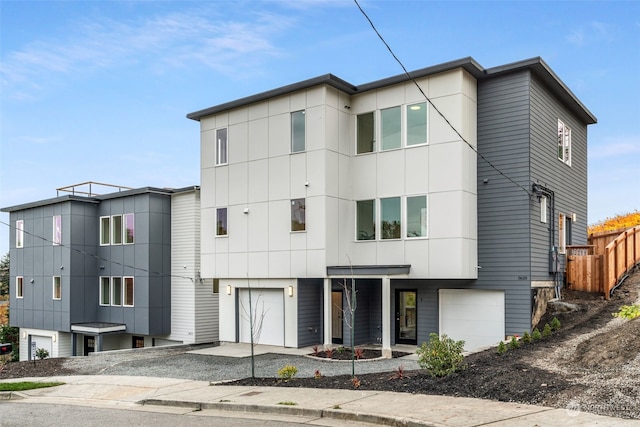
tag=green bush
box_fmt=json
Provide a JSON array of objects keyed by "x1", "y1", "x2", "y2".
[
  {"x1": 532, "y1": 328, "x2": 542, "y2": 341},
  {"x1": 277, "y1": 364, "x2": 298, "y2": 381},
  {"x1": 0, "y1": 324, "x2": 19, "y2": 362},
  {"x1": 521, "y1": 331, "x2": 532, "y2": 344},
  {"x1": 35, "y1": 348, "x2": 49, "y2": 360},
  {"x1": 509, "y1": 336, "x2": 520, "y2": 350},
  {"x1": 496, "y1": 341, "x2": 507, "y2": 355},
  {"x1": 416, "y1": 333, "x2": 466, "y2": 377},
  {"x1": 550, "y1": 317, "x2": 561, "y2": 331},
  {"x1": 542, "y1": 323, "x2": 552, "y2": 337},
  {"x1": 613, "y1": 304, "x2": 640, "y2": 320}
]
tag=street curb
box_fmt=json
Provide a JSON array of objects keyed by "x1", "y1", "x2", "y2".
[
  {"x1": 0, "y1": 391, "x2": 25, "y2": 400},
  {"x1": 139, "y1": 398, "x2": 436, "y2": 427}
]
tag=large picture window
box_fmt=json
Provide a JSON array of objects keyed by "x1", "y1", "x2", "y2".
[
  {"x1": 407, "y1": 102, "x2": 427, "y2": 146},
  {"x1": 557, "y1": 119, "x2": 571, "y2": 166},
  {"x1": 406, "y1": 196, "x2": 427, "y2": 238},
  {"x1": 216, "y1": 128, "x2": 228, "y2": 165},
  {"x1": 357, "y1": 112, "x2": 375, "y2": 154},
  {"x1": 356, "y1": 200, "x2": 375, "y2": 240},
  {"x1": 16, "y1": 220, "x2": 24, "y2": 248},
  {"x1": 381, "y1": 197, "x2": 401, "y2": 239},
  {"x1": 381, "y1": 106, "x2": 401, "y2": 150},
  {"x1": 291, "y1": 198, "x2": 306, "y2": 231},
  {"x1": 291, "y1": 110, "x2": 306, "y2": 153},
  {"x1": 53, "y1": 215, "x2": 62, "y2": 245},
  {"x1": 216, "y1": 208, "x2": 228, "y2": 236}
]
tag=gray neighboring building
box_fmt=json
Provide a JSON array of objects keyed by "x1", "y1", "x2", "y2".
[
  {"x1": 187, "y1": 57, "x2": 596, "y2": 354},
  {"x1": 2, "y1": 183, "x2": 217, "y2": 360}
]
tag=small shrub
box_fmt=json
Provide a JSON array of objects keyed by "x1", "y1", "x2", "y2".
[
  {"x1": 389, "y1": 365, "x2": 406, "y2": 380},
  {"x1": 542, "y1": 323, "x2": 552, "y2": 337},
  {"x1": 521, "y1": 331, "x2": 532, "y2": 344},
  {"x1": 336, "y1": 346, "x2": 346, "y2": 354},
  {"x1": 325, "y1": 347, "x2": 334, "y2": 358},
  {"x1": 35, "y1": 348, "x2": 49, "y2": 360},
  {"x1": 613, "y1": 304, "x2": 640, "y2": 320},
  {"x1": 277, "y1": 364, "x2": 298, "y2": 381},
  {"x1": 416, "y1": 333, "x2": 466, "y2": 377},
  {"x1": 312, "y1": 345, "x2": 320, "y2": 356},
  {"x1": 532, "y1": 328, "x2": 542, "y2": 341},
  {"x1": 509, "y1": 336, "x2": 520, "y2": 350},
  {"x1": 550, "y1": 317, "x2": 561, "y2": 331},
  {"x1": 496, "y1": 341, "x2": 507, "y2": 355},
  {"x1": 314, "y1": 369, "x2": 322, "y2": 379},
  {"x1": 351, "y1": 377, "x2": 361, "y2": 388},
  {"x1": 354, "y1": 347, "x2": 365, "y2": 360}
]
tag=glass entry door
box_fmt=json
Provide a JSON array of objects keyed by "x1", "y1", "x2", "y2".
[{"x1": 395, "y1": 290, "x2": 417, "y2": 344}]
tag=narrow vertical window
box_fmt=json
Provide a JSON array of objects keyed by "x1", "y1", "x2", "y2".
[
  {"x1": 124, "y1": 277, "x2": 134, "y2": 307},
  {"x1": 100, "y1": 277, "x2": 110, "y2": 305},
  {"x1": 53, "y1": 276, "x2": 61, "y2": 300},
  {"x1": 356, "y1": 112, "x2": 375, "y2": 154},
  {"x1": 291, "y1": 198, "x2": 306, "y2": 231},
  {"x1": 381, "y1": 106, "x2": 401, "y2": 150},
  {"x1": 291, "y1": 110, "x2": 306, "y2": 153},
  {"x1": 406, "y1": 196, "x2": 427, "y2": 238},
  {"x1": 112, "y1": 277, "x2": 122, "y2": 306},
  {"x1": 16, "y1": 220, "x2": 24, "y2": 248},
  {"x1": 16, "y1": 276, "x2": 24, "y2": 298},
  {"x1": 53, "y1": 215, "x2": 62, "y2": 245},
  {"x1": 381, "y1": 197, "x2": 401, "y2": 239},
  {"x1": 558, "y1": 213, "x2": 566, "y2": 254},
  {"x1": 100, "y1": 216, "x2": 110, "y2": 245},
  {"x1": 216, "y1": 208, "x2": 228, "y2": 236},
  {"x1": 124, "y1": 213, "x2": 134, "y2": 244},
  {"x1": 407, "y1": 102, "x2": 427, "y2": 146},
  {"x1": 356, "y1": 200, "x2": 375, "y2": 240},
  {"x1": 557, "y1": 120, "x2": 571, "y2": 166},
  {"x1": 540, "y1": 196, "x2": 548, "y2": 223},
  {"x1": 112, "y1": 215, "x2": 123, "y2": 245},
  {"x1": 216, "y1": 128, "x2": 228, "y2": 165}
]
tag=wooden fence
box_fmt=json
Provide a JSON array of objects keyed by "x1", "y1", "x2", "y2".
[{"x1": 567, "y1": 225, "x2": 640, "y2": 299}]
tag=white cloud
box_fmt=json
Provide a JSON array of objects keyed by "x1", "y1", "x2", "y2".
[
  {"x1": 589, "y1": 135, "x2": 640, "y2": 159},
  {"x1": 567, "y1": 21, "x2": 614, "y2": 47}
]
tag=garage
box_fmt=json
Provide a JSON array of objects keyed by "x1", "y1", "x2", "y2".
[
  {"x1": 29, "y1": 335, "x2": 52, "y2": 360},
  {"x1": 238, "y1": 289, "x2": 285, "y2": 346},
  {"x1": 439, "y1": 289, "x2": 505, "y2": 351}
]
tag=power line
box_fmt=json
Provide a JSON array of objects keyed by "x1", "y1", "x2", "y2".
[
  {"x1": 0, "y1": 219, "x2": 197, "y2": 283},
  {"x1": 353, "y1": 0, "x2": 532, "y2": 197}
]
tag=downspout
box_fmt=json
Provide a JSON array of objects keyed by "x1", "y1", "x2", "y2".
[{"x1": 532, "y1": 184, "x2": 559, "y2": 298}]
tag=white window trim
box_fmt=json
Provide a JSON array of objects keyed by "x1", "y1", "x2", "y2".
[
  {"x1": 99, "y1": 277, "x2": 110, "y2": 306},
  {"x1": 16, "y1": 220, "x2": 24, "y2": 248},
  {"x1": 405, "y1": 102, "x2": 429, "y2": 148},
  {"x1": 111, "y1": 277, "x2": 123, "y2": 306},
  {"x1": 291, "y1": 110, "x2": 306, "y2": 153},
  {"x1": 216, "y1": 128, "x2": 228, "y2": 166},
  {"x1": 123, "y1": 276, "x2": 134, "y2": 307},
  {"x1": 405, "y1": 194, "x2": 429, "y2": 239},
  {"x1": 53, "y1": 215, "x2": 62, "y2": 245},
  {"x1": 557, "y1": 119, "x2": 571, "y2": 167},
  {"x1": 216, "y1": 207, "x2": 228, "y2": 237},
  {"x1": 99, "y1": 216, "x2": 110, "y2": 246},
  {"x1": 356, "y1": 111, "x2": 376, "y2": 155},
  {"x1": 111, "y1": 215, "x2": 123, "y2": 245},
  {"x1": 123, "y1": 213, "x2": 135, "y2": 245},
  {"x1": 53, "y1": 276, "x2": 61, "y2": 300},
  {"x1": 540, "y1": 196, "x2": 548, "y2": 223},
  {"x1": 16, "y1": 276, "x2": 24, "y2": 299},
  {"x1": 559, "y1": 213, "x2": 566, "y2": 254},
  {"x1": 355, "y1": 199, "x2": 376, "y2": 241}
]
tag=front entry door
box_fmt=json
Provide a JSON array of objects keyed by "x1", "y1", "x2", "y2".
[
  {"x1": 395, "y1": 290, "x2": 417, "y2": 345},
  {"x1": 83, "y1": 336, "x2": 95, "y2": 356},
  {"x1": 331, "y1": 291, "x2": 343, "y2": 344}
]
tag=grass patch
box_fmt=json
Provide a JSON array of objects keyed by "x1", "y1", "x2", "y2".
[
  {"x1": 0, "y1": 381, "x2": 65, "y2": 392},
  {"x1": 277, "y1": 401, "x2": 297, "y2": 406}
]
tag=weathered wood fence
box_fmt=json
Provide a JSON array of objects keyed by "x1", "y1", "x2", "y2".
[{"x1": 567, "y1": 225, "x2": 640, "y2": 299}]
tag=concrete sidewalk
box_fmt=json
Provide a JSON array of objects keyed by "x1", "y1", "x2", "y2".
[{"x1": 1, "y1": 375, "x2": 636, "y2": 426}]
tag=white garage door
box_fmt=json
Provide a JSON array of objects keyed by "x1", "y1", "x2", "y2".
[
  {"x1": 30, "y1": 335, "x2": 53, "y2": 360},
  {"x1": 439, "y1": 289, "x2": 504, "y2": 351},
  {"x1": 239, "y1": 289, "x2": 284, "y2": 346}
]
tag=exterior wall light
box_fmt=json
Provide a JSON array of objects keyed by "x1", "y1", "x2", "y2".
[
  {"x1": 226, "y1": 285, "x2": 232, "y2": 295},
  {"x1": 572, "y1": 213, "x2": 577, "y2": 222},
  {"x1": 288, "y1": 286, "x2": 294, "y2": 297}
]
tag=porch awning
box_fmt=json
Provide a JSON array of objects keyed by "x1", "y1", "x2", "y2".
[{"x1": 71, "y1": 322, "x2": 127, "y2": 334}]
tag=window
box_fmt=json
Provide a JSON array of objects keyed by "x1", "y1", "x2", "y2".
[
  {"x1": 112, "y1": 277, "x2": 122, "y2": 306},
  {"x1": 100, "y1": 277, "x2": 110, "y2": 305},
  {"x1": 558, "y1": 213, "x2": 566, "y2": 254},
  {"x1": 381, "y1": 106, "x2": 401, "y2": 150},
  {"x1": 216, "y1": 128, "x2": 228, "y2": 165},
  {"x1": 132, "y1": 336, "x2": 144, "y2": 348},
  {"x1": 124, "y1": 213, "x2": 134, "y2": 244},
  {"x1": 124, "y1": 277, "x2": 134, "y2": 306},
  {"x1": 381, "y1": 197, "x2": 401, "y2": 239},
  {"x1": 406, "y1": 196, "x2": 427, "y2": 238},
  {"x1": 16, "y1": 276, "x2": 23, "y2": 298},
  {"x1": 212, "y1": 278, "x2": 220, "y2": 294},
  {"x1": 291, "y1": 198, "x2": 306, "y2": 231},
  {"x1": 540, "y1": 196, "x2": 548, "y2": 223},
  {"x1": 291, "y1": 110, "x2": 305, "y2": 153},
  {"x1": 53, "y1": 215, "x2": 62, "y2": 245},
  {"x1": 100, "y1": 216, "x2": 110, "y2": 245},
  {"x1": 112, "y1": 215, "x2": 123, "y2": 245},
  {"x1": 53, "y1": 276, "x2": 61, "y2": 300},
  {"x1": 557, "y1": 120, "x2": 571, "y2": 166},
  {"x1": 356, "y1": 200, "x2": 375, "y2": 240},
  {"x1": 216, "y1": 208, "x2": 227, "y2": 236},
  {"x1": 407, "y1": 102, "x2": 427, "y2": 146},
  {"x1": 16, "y1": 220, "x2": 24, "y2": 248},
  {"x1": 357, "y1": 112, "x2": 375, "y2": 154}
]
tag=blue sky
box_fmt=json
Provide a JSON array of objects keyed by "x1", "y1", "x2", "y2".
[{"x1": 1, "y1": 0, "x2": 639, "y2": 254}]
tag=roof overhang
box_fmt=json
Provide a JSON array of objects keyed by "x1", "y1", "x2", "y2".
[{"x1": 71, "y1": 322, "x2": 127, "y2": 334}]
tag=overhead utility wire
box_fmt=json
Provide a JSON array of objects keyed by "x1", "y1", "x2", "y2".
[
  {"x1": 353, "y1": 0, "x2": 532, "y2": 197},
  {"x1": 0, "y1": 219, "x2": 197, "y2": 283}
]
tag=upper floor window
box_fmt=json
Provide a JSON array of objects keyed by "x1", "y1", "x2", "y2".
[
  {"x1": 291, "y1": 110, "x2": 306, "y2": 153},
  {"x1": 16, "y1": 220, "x2": 24, "y2": 248},
  {"x1": 291, "y1": 198, "x2": 306, "y2": 232},
  {"x1": 216, "y1": 128, "x2": 228, "y2": 165},
  {"x1": 53, "y1": 215, "x2": 62, "y2": 245},
  {"x1": 16, "y1": 276, "x2": 24, "y2": 298},
  {"x1": 557, "y1": 120, "x2": 571, "y2": 166},
  {"x1": 216, "y1": 208, "x2": 228, "y2": 236},
  {"x1": 100, "y1": 216, "x2": 110, "y2": 245},
  {"x1": 356, "y1": 200, "x2": 375, "y2": 240},
  {"x1": 53, "y1": 276, "x2": 61, "y2": 300},
  {"x1": 357, "y1": 112, "x2": 375, "y2": 154},
  {"x1": 380, "y1": 197, "x2": 401, "y2": 239},
  {"x1": 124, "y1": 213, "x2": 134, "y2": 244},
  {"x1": 406, "y1": 102, "x2": 427, "y2": 146},
  {"x1": 381, "y1": 106, "x2": 401, "y2": 150},
  {"x1": 406, "y1": 195, "x2": 428, "y2": 238},
  {"x1": 112, "y1": 215, "x2": 123, "y2": 245},
  {"x1": 101, "y1": 214, "x2": 134, "y2": 245}
]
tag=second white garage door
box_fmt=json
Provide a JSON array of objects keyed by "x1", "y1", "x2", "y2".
[
  {"x1": 439, "y1": 289, "x2": 505, "y2": 351},
  {"x1": 239, "y1": 289, "x2": 285, "y2": 346}
]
